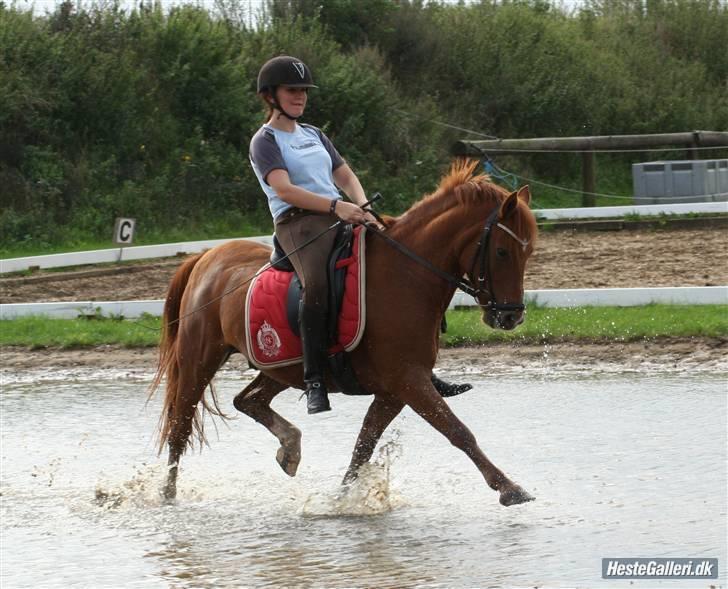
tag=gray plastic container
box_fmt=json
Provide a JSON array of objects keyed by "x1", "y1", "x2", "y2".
[{"x1": 632, "y1": 159, "x2": 728, "y2": 204}]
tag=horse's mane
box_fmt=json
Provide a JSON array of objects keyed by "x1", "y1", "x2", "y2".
[
  {"x1": 389, "y1": 159, "x2": 537, "y2": 240},
  {"x1": 435, "y1": 158, "x2": 494, "y2": 201}
]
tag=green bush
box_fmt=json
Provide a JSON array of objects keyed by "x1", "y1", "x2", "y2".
[{"x1": 0, "y1": 0, "x2": 725, "y2": 252}]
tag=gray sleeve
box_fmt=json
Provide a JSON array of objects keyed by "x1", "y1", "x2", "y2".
[
  {"x1": 249, "y1": 129, "x2": 286, "y2": 184},
  {"x1": 314, "y1": 128, "x2": 345, "y2": 171}
]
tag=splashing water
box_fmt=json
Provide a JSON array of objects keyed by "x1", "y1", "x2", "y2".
[
  {"x1": 300, "y1": 431, "x2": 406, "y2": 517},
  {"x1": 93, "y1": 463, "x2": 168, "y2": 510}
]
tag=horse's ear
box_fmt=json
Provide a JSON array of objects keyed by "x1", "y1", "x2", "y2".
[
  {"x1": 517, "y1": 185, "x2": 531, "y2": 206},
  {"x1": 499, "y1": 190, "x2": 519, "y2": 220}
]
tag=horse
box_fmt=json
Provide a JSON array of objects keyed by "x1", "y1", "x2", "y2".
[{"x1": 149, "y1": 159, "x2": 538, "y2": 506}]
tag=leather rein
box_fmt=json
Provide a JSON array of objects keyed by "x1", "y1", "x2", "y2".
[{"x1": 366, "y1": 207, "x2": 530, "y2": 313}]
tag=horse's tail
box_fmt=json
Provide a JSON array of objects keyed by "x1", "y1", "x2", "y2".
[{"x1": 148, "y1": 252, "x2": 205, "y2": 454}]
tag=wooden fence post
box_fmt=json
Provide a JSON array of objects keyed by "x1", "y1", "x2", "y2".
[
  {"x1": 582, "y1": 152, "x2": 596, "y2": 207},
  {"x1": 690, "y1": 133, "x2": 700, "y2": 160}
]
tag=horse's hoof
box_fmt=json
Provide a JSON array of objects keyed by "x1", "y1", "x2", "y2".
[
  {"x1": 161, "y1": 485, "x2": 177, "y2": 503},
  {"x1": 341, "y1": 471, "x2": 358, "y2": 486},
  {"x1": 276, "y1": 446, "x2": 300, "y2": 477},
  {"x1": 499, "y1": 484, "x2": 535, "y2": 506}
]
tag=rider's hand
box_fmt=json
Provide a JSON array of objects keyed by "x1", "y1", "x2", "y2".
[
  {"x1": 334, "y1": 201, "x2": 384, "y2": 229},
  {"x1": 362, "y1": 211, "x2": 385, "y2": 230}
]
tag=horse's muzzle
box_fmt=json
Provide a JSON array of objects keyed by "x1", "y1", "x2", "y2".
[{"x1": 484, "y1": 308, "x2": 524, "y2": 331}]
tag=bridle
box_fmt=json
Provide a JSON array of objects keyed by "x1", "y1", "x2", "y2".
[
  {"x1": 463, "y1": 207, "x2": 531, "y2": 313},
  {"x1": 367, "y1": 205, "x2": 531, "y2": 313}
]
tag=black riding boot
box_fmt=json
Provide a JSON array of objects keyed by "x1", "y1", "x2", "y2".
[
  {"x1": 431, "y1": 374, "x2": 473, "y2": 398},
  {"x1": 434, "y1": 316, "x2": 472, "y2": 396},
  {"x1": 300, "y1": 306, "x2": 331, "y2": 414}
]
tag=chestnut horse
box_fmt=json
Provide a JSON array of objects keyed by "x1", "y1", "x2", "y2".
[{"x1": 150, "y1": 160, "x2": 538, "y2": 506}]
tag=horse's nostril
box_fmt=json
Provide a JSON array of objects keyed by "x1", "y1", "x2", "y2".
[{"x1": 498, "y1": 311, "x2": 521, "y2": 329}]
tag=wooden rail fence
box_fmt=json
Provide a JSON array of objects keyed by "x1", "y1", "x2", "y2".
[{"x1": 453, "y1": 131, "x2": 728, "y2": 206}]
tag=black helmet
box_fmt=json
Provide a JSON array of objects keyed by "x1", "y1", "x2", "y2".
[{"x1": 257, "y1": 55, "x2": 317, "y2": 93}]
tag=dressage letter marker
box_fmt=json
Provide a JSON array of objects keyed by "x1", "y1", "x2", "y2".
[
  {"x1": 113, "y1": 218, "x2": 136, "y2": 245},
  {"x1": 113, "y1": 217, "x2": 136, "y2": 262}
]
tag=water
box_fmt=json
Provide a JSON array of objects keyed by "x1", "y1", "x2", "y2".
[{"x1": 1, "y1": 361, "x2": 726, "y2": 588}]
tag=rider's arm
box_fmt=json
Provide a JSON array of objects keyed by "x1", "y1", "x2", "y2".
[
  {"x1": 333, "y1": 164, "x2": 382, "y2": 228},
  {"x1": 313, "y1": 126, "x2": 372, "y2": 213},
  {"x1": 333, "y1": 163, "x2": 367, "y2": 207},
  {"x1": 267, "y1": 169, "x2": 368, "y2": 223}
]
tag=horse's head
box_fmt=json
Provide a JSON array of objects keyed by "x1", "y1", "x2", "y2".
[
  {"x1": 386, "y1": 160, "x2": 537, "y2": 331},
  {"x1": 462, "y1": 183, "x2": 537, "y2": 331}
]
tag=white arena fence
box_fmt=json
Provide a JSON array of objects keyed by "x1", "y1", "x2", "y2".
[
  {"x1": 533, "y1": 201, "x2": 726, "y2": 220},
  {"x1": 1, "y1": 287, "x2": 726, "y2": 319},
  {"x1": 1, "y1": 236, "x2": 274, "y2": 274},
  {"x1": 1, "y1": 202, "x2": 726, "y2": 274}
]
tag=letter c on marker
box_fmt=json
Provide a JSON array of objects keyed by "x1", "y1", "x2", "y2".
[{"x1": 119, "y1": 220, "x2": 132, "y2": 242}]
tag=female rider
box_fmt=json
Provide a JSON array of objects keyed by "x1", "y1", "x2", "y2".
[{"x1": 249, "y1": 55, "x2": 470, "y2": 415}]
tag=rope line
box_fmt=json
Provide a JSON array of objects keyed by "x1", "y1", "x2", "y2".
[
  {"x1": 392, "y1": 108, "x2": 499, "y2": 139},
  {"x1": 395, "y1": 107, "x2": 727, "y2": 154},
  {"x1": 491, "y1": 163, "x2": 728, "y2": 202},
  {"x1": 482, "y1": 159, "x2": 518, "y2": 190}
]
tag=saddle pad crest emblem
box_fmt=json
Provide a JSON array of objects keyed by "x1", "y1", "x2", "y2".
[{"x1": 256, "y1": 320, "x2": 282, "y2": 357}]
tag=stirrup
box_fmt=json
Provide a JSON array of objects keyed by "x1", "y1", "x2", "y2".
[
  {"x1": 306, "y1": 381, "x2": 331, "y2": 414},
  {"x1": 431, "y1": 374, "x2": 473, "y2": 398}
]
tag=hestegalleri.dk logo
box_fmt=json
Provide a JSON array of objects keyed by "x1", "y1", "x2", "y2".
[{"x1": 602, "y1": 557, "x2": 718, "y2": 579}]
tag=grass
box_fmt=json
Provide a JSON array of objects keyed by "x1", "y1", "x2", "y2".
[
  {"x1": 0, "y1": 315, "x2": 162, "y2": 348},
  {"x1": 0, "y1": 305, "x2": 726, "y2": 349},
  {"x1": 442, "y1": 305, "x2": 728, "y2": 346}
]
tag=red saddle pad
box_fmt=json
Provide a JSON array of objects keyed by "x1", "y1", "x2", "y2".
[{"x1": 245, "y1": 226, "x2": 366, "y2": 368}]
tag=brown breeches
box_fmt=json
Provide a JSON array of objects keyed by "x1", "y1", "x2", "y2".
[{"x1": 274, "y1": 210, "x2": 338, "y2": 313}]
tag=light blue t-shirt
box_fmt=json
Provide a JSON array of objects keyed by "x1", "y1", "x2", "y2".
[{"x1": 249, "y1": 123, "x2": 345, "y2": 220}]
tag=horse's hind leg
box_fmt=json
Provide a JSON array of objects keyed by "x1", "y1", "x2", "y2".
[
  {"x1": 343, "y1": 395, "x2": 404, "y2": 485},
  {"x1": 233, "y1": 374, "x2": 300, "y2": 476},
  {"x1": 163, "y1": 344, "x2": 227, "y2": 501}
]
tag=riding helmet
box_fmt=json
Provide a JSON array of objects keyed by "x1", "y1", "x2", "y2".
[{"x1": 257, "y1": 55, "x2": 317, "y2": 93}]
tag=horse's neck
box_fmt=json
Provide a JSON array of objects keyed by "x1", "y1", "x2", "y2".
[{"x1": 391, "y1": 199, "x2": 491, "y2": 301}]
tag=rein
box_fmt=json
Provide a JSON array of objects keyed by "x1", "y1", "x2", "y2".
[
  {"x1": 367, "y1": 206, "x2": 530, "y2": 313},
  {"x1": 367, "y1": 225, "x2": 478, "y2": 296}
]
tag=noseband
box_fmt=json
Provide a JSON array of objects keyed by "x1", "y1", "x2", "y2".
[{"x1": 460, "y1": 208, "x2": 530, "y2": 313}]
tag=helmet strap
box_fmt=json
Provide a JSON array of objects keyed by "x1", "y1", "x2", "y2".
[{"x1": 271, "y1": 87, "x2": 300, "y2": 121}]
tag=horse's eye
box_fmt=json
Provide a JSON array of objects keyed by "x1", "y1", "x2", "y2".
[{"x1": 496, "y1": 247, "x2": 508, "y2": 259}]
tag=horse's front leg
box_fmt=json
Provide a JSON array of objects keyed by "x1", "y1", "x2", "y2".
[
  {"x1": 343, "y1": 394, "x2": 404, "y2": 485},
  {"x1": 402, "y1": 375, "x2": 534, "y2": 506},
  {"x1": 233, "y1": 373, "x2": 300, "y2": 476}
]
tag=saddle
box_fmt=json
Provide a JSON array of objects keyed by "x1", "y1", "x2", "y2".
[{"x1": 245, "y1": 225, "x2": 368, "y2": 394}]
